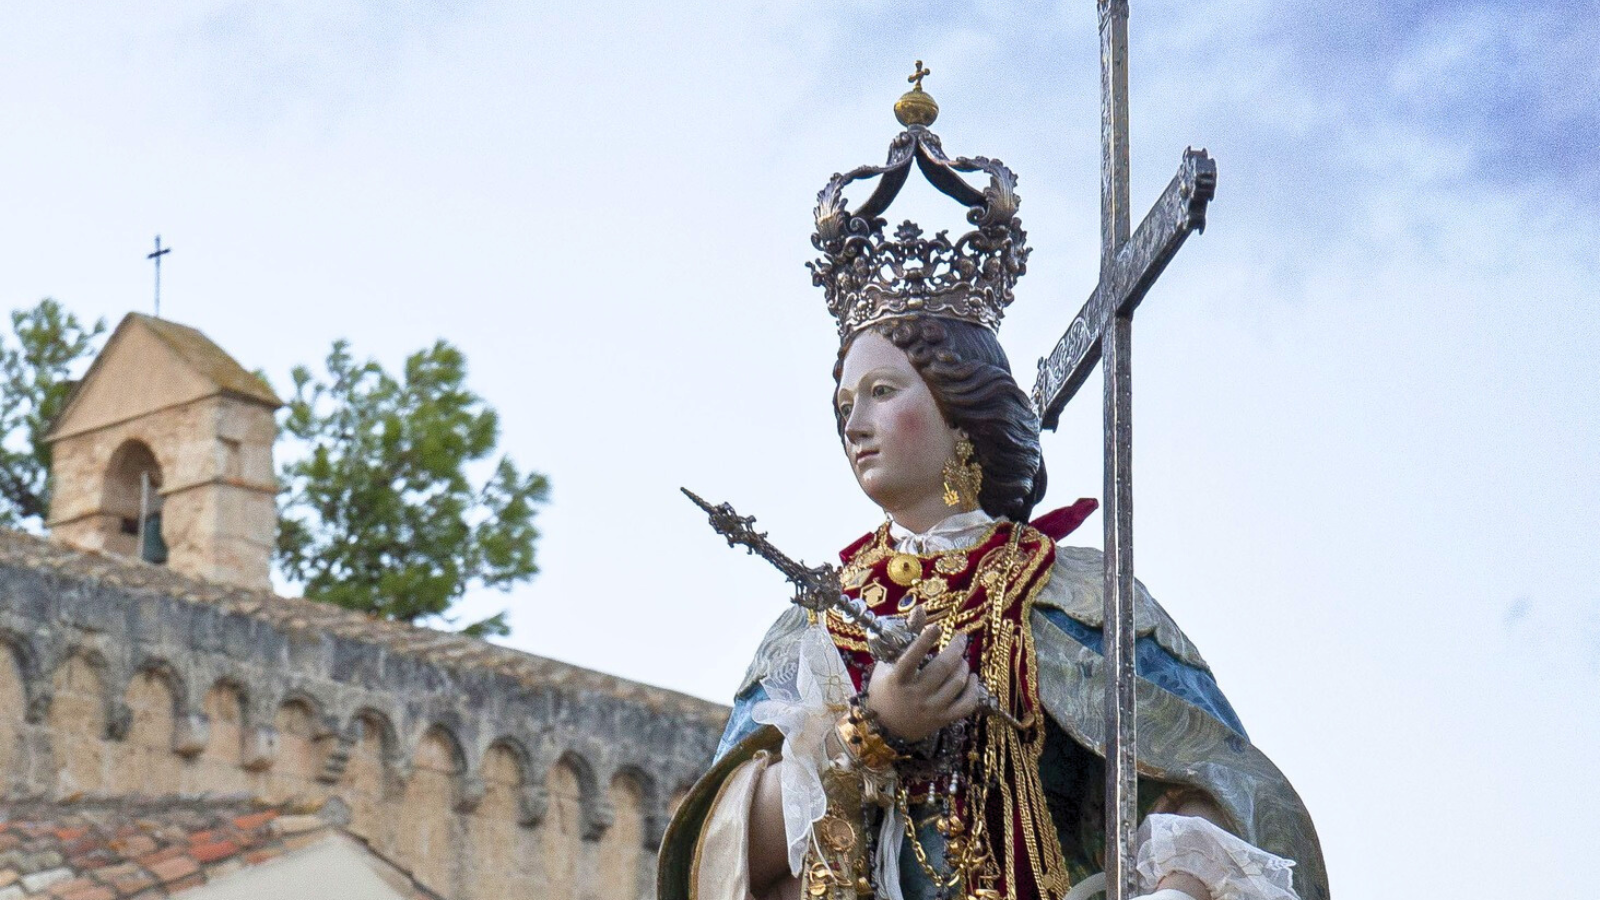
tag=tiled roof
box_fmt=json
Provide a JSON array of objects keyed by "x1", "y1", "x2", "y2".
[
  {"x1": 0, "y1": 528, "x2": 728, "y2": 725},
  {"x1": 0, "y1": 796, "x2": 438, "y2": 900}
]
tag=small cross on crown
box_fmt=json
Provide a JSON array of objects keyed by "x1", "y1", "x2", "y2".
[
  {"x1": 893, "y1": 58, "x2": 940, "y2": 127},
  {"x1": 908, "y1": 60, "x2": 931, "y2": 91}
]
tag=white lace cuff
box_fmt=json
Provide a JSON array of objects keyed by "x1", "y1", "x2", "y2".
[
  {"x1": 1135, "y1": 813, "x2": 1298, "y2": 900},
  {"x1": 749, "y1": 621, "x2": 855, "y2": 877}
]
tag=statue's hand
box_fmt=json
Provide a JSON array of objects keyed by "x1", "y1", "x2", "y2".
[{"x1": 864, "y1": 607, "x2": 984, "y2": 742}]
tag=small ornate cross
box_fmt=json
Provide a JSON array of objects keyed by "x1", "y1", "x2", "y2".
[{"x1": 907, "y1": 60, "x2": 931, "y2": 91}]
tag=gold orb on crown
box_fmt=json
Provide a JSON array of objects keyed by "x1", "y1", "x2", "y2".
[{"x1": 894, "y1": 59, "x2": 940, "y2": 127}]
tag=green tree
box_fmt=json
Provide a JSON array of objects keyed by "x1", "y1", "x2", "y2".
[
  {"x1": 0, "y1": 299, "x2": 107, "y2": 528},
  {"x1": 275, "y1": 339, "x2": 548, "y2": 638}
]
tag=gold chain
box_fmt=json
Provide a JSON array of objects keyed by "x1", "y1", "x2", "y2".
[
  {"x1": 826, "y1": 523, "x2": 1073, "y2": 898},
  {"x1": 897, "y1": 787, "x2": 963, "y2": 890}
]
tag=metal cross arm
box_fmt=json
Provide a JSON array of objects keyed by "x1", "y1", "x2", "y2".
[{"x1": 1030, "y1": 149, "x2": 1217, "y2": 428}]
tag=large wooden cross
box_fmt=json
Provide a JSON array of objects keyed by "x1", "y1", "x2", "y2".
[{"x1": 1028, "y1": 3, "x2": 1217, "y2": 898}]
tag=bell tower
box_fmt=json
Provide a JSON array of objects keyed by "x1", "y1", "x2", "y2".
[{"x1": 45, "y1": 313, "x2": 282, "y2": 590}]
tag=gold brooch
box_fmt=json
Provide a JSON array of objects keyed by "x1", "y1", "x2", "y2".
[
  {"x1": 934, "y1": 553, "x2": 968, "y2": 575},
  {"x1": 886, "y1": 554, "x2": 922, "y2": 587}
]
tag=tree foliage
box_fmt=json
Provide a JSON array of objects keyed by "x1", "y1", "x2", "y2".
[
  {"x1": 275, "y1": 339, "x2": 548, "y2": 637},
  {"x1": 0, "y1": 299, "x2": 106, "y2": 528}
]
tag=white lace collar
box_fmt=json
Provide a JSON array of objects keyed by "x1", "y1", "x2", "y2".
[{"x1": 887, "y1": 509, "x2": 997, "y2": 554}]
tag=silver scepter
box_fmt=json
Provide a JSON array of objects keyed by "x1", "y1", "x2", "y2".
[{"x1": 682, "y1": 487, "x2": 1025, "y2": 729}]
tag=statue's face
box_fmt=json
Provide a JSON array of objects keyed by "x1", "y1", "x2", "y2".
[{"x1": 836, "y1": 331, "x2": 961, "y2": 519}]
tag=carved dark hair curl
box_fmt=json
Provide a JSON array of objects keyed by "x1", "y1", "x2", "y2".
[{"x1": 833, "y1": 317, "x2": 1048, "y2": 523}]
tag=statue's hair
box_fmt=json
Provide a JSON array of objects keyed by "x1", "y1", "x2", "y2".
[{"x1": 833, "y1": 316, "x2": 1048, "y2": 523}]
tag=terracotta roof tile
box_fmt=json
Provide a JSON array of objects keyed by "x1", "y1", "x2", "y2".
[
  {"x1": 226, "y1": 813, "x2": 272, "y2": 834},
  {"x1": 183, "y1": 842, "x2": 235, "y2": 867},
  {"x1": 143, "y1": 856, "x2": 196, "y2": 885},
  {"x1": 0, "y1": 797, "x2": 441, "y2": 899}
]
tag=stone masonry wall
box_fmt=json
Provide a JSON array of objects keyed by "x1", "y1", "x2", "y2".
[
  {"x1": 0, "y1": 531, "x2": 727, "y2": 899},
  {"x1": 49, "y1": 393, "x2": 280, "y2": 591}
]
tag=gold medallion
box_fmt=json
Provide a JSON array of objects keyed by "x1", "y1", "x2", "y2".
[
  {"x1": 886, "y1": 553, "x2": 922, "y2": 586},
  {"x1": 934, "y1": 553, "x2": 968, "y2": 575},
  {"x1": 816, "y1": 815, "x2": 857, "y2": 853}
]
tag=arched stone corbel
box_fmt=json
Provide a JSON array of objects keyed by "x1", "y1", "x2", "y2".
[
  {"x1": 317, "y1": 722, "x2": 358, "y2": 785},
  {"x1": 24, "y1": 687, "x2": 52, "y2": 725},
  {"x1": 583, "y1": 796, "x2": 616, "y2": 842},
  {"x1": 313, "y1": 710, "x2": 341, "y2": 742},
  {"x1": 241, "y1": 724, "x2": 278, "y2": 771},
  {"x1": 644, "y1": 811, "x2": 669, "y2": 852},
  {"x1": 172, "y1": 711, "x2": 211, "y2": 757},
  {"x1": 517, "y1": 783, "x2": 550, "y2": 828},
  {"x1": 390, "y1": 756, "x2": 415, "y2": 785},
  {"x1": 454, "y1": 773, "x2": 487, "y2": 814},
  {"x1": 104, "y1": 699, "x2": 133, "y2": 741}
]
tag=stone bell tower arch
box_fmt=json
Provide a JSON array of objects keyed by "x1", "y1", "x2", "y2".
[
  {"x1": 45, "y1": 313, "x2": 282, "y2": 590},
  {"x1": 100, "y1": 437, "x2": 168, "y2": 563}
]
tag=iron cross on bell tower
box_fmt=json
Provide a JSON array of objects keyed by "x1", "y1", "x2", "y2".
[
  {"x1": 1028, "y1": 3, "x2": 1217, "y2": 898},
  {"x1": 147, "y1": 234, "x2": 173, "y2": 318}
]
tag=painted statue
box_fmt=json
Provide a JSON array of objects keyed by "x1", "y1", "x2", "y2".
[{"x1": 657, "y1": 76, "x2": 1327, "y2": 900}]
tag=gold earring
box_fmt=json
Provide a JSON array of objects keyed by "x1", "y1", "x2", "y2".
[{"x1": 942, "y1": 437, "x2": 983, "y2": 508}]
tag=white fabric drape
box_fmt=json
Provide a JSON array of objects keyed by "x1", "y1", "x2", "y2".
[
  {"x1": 694, "y1": 753, "x2": 771, "y2": 900},
  {"x1": 1135, "y1": 814, "x2": 1298, "y2": 900},
  {"x1": 749, "y1": 621, "x2": 856, "y2": 876}
]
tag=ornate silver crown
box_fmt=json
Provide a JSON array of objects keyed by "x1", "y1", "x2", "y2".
[{"x1": 809, "y1": 63, "x2": 1030, "y2": 340}]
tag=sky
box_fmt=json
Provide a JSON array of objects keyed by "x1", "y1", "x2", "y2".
[{"x1": 2, "y1": 0, "x2": 1597, "y2": 895}]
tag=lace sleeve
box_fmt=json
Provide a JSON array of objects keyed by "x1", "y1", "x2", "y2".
[
  {"x1": 1135, "y1": 813, "x2": 1298, "y2": 900},
  {"x1": 748, "y1": 621, "x2": 855, "y2": 877}
]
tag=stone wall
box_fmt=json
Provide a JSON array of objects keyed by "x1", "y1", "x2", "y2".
[{"x1": 0, "y1": 531, "x2": 726, "y2": 899}]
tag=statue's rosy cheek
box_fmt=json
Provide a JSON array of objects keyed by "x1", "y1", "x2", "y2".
[{"x1": 887, "y1": 402, "x2": 930, "y2": 440}]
